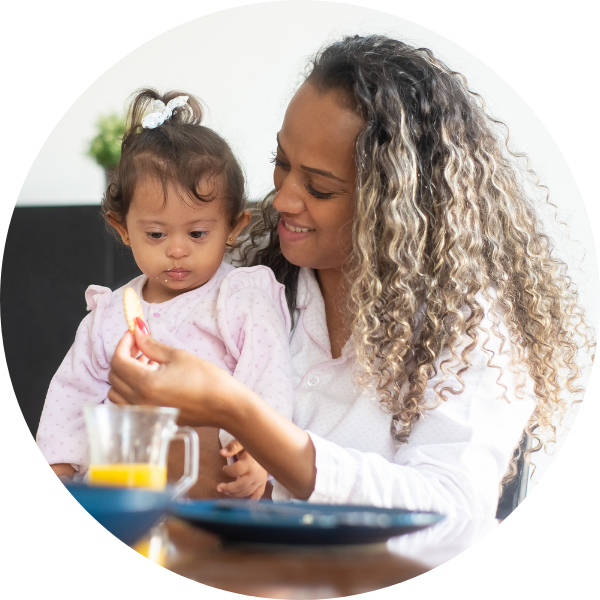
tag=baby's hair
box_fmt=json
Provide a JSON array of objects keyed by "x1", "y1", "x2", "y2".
[{"x1": 101, "y1": 88, "x2": 246, "y2": 229}]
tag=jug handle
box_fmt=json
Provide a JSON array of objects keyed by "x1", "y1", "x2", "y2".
[{"x1": 172, "y1": 427, "x2": 200, "y2": 497}]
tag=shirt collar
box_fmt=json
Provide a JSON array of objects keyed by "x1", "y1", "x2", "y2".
[{"x1": 296, "y1": 267, "x2": 355, "y2": 360}]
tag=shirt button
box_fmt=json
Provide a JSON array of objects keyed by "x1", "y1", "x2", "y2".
[
  {"x1": 306, "y1": 375, "x2": 320, "y2": 388},
  {"x1": 153, "y1": 312, "x2": 160, "y2": 318}
]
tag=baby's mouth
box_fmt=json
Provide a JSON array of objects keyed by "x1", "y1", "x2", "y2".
[{"x1": 165, "y1": 268, "x2": 190, "y2": 281}]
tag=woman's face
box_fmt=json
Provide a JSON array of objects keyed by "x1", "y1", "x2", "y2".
[{"x1": 272, "y1": 82, "x2": 364, "y2": 271}]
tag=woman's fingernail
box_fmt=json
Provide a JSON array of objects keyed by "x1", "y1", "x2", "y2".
[{"x1": 135, "y1": 317, "x2": 150, "y2": 335}]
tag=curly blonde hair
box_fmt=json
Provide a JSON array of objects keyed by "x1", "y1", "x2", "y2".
[{"x1": 237, "y1": 35, "x2": 595, "y2": 481}]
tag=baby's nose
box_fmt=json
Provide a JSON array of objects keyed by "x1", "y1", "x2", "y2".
[{"x1": 166, "y1": 239, "x2": 190, "y2": 258}]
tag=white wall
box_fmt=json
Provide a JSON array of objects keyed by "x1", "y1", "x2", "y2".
[{"x1": 14, "y1": 1, "x2": 599, "y2": 485}]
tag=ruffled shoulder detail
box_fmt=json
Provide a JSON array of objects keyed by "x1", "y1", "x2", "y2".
[
  {"x1": 85, "y1": 285, "x2": 113, "y2": 311},
  {"x1": 216, "y1": 266, "x2": 291, "y2": 364},
  {"x1": 221, "y1": 265, "x2": 281, "y2": 292},
  {"x1": 76, "y1": 277, "x2": 146, "y2": 373},
  {"x1": 81, "y1": 285, "x2": 119, "y2": 372},
  {"x1": 219, "y1": 266, "x2": 291, "y2": 333}
]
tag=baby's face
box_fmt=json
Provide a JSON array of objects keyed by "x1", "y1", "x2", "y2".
[{"x1": 117, "y1": 177, "x2": 240, "y2": 303}]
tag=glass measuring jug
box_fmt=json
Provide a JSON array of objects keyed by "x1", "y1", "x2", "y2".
[{"x1": 83, "y1": 404, "x2": 199, "y2": 497}]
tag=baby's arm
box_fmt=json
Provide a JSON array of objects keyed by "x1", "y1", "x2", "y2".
[{"x1": 37, "y1": 287, "x2": 113, "y2": 478}]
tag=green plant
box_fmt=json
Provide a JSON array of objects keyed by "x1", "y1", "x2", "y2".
[{"x1": 87, "y1": 113, "x2": 126, "y2": 170}]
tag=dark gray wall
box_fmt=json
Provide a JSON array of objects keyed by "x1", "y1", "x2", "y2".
[{"x1": 1, "y1": 206, "x2": 141, "y2": 437}]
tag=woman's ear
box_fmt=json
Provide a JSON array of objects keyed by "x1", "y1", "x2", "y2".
[
  {"x1": 228, "y1": 210, "x2": 252, "y2": 243},
  {"x1": 107, "y1": 212, "x2": 130, "y2": 246}
]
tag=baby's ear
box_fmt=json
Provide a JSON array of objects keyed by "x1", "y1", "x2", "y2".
[
  {"x1": 230, "y1": 210, "x2": 252, "y2": 239},
  {"x1": 235, "y1": 210, "x2": 252, "y2": 235},
  {"x1": 107, "y1": 212, "x2": 130, "y2": 246}
]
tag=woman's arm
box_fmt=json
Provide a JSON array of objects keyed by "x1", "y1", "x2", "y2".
[
  {"x1": 274, "y1": 314, "x2": 537, "y2": 518},
  {"x1": 108, "y1": 329, "x2": 316, "y2": 499}
]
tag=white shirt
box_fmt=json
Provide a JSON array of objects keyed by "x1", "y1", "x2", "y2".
[{"x1": 272, "y1": 267, "x2": 536, "y2": 518}]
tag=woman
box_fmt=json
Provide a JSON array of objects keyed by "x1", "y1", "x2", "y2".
[{"x1": 108, "y1": 35, "x2": 594, "y2": 518}]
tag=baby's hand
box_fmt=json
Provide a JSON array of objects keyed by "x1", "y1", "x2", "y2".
[
  {"x1": 218, "y1": 439, "x2": 268, "y2": 500},
  {"x1": 50, "y1": 463, "x2": 75, "y2": 482}
]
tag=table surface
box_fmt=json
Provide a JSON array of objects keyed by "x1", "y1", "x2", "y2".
[
  {"x1": 153, "y1": 428, "x2": 500, "y2": 597},
  {"x1": 156, "y1": 515, "x2": 499, "y2": 598},
  {"x1": 62, "y1": 426, "x2": 502, "y2": 597}
]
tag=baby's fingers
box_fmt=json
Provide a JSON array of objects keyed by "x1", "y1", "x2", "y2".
[
  {"x1": 217, "y1": 477, "x2": 255, "y2": 497},
  {"x1": 220, "y1": 439, "x2": 245, "y2": 458},
  {"x1": 249, "y1": 485, "x2": 266, "y2": 500},
  {"x1": 222, "y1": 461, "x2": 249, "y2": 479}
]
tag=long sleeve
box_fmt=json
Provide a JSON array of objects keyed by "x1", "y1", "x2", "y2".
[
  {"x1": 273, "y1": 273, "x2": 537, "y2": 518},
  {"x1": 216, "y1": 266, "x2": 294, "y2": 449},
  {"x1": 313, "y1": 336, "x2": 532, "y2": 517},
  {"x1": 36, "y1": 285, "x2": 115, "y2": 475}
]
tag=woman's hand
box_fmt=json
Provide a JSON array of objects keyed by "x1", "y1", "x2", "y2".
[
  {"x1": 108, "y1": 326, "x2": 241, "y2": 427},
  {"x1": 108, "y1": 324, "x2": 317, "y2": 500}
]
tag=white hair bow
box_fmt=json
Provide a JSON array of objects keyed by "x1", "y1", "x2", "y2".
[{"x1": 141, "y1": 96, "x2": 189, "y2": 129}]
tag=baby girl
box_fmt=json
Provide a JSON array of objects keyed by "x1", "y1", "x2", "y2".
[{"x1": 36, "y1": 89, "x2": 293, "y2": 499}]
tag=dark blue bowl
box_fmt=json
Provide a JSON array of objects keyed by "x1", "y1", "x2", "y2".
[{"x1": 66, "y1": 483, "x2": 173, "y2": 546}]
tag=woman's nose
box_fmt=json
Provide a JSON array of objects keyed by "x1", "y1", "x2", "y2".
[{"x1": 273, "y1": 173, "x2": 305, "y2": 215}]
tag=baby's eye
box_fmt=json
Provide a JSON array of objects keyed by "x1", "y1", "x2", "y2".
[
  {"x1": 190, "y1": 231, "x2": 208, "y2": 239},
  {"x1": 146, "y1": 232, "x2": 165, "y2": 239}
]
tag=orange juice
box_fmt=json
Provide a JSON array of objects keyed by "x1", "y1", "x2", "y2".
[{"x1": 88, "y1": 463, "x2": 167, "y2": 490}]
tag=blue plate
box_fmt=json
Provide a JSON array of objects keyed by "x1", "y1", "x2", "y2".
[
  {"x1": 66, "y1": 483, "x2": 173, "y2": 546},
  {"x1": 171, "y1": 500, "x2": 444, "y2": 545}
]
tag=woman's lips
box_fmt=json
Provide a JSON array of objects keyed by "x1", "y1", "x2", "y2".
[
  {"x1": 165, "y1": 268, "x2": 190, "y2": 281},
  {"x1": 278, "y1": 218, "x2": 315, "y2": 242}
]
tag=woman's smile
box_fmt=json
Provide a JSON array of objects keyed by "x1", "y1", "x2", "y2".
[
  {"x1": 278, "y1": 217, "x2": 315, "y2": 242},
  {"x1": 282, "y1": 218, "x2": 314, "y2": 233}
]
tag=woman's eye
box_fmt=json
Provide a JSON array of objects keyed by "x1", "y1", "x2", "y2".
[
  {"x1": 269, "y1": 151, "x2": 289, "y2": 170},
  {"x1": 304, "y1": 183, "x2": 334, "y2": 200},
  {"x1": 146, "y1": 232, "x2": 164, "y2": 239},
  {"x1": 269, "y1": 150, "x2": 332, "y2": 198},
  {"x1": 190, "y1": 231, "x2": 208, "y2": 239}
]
